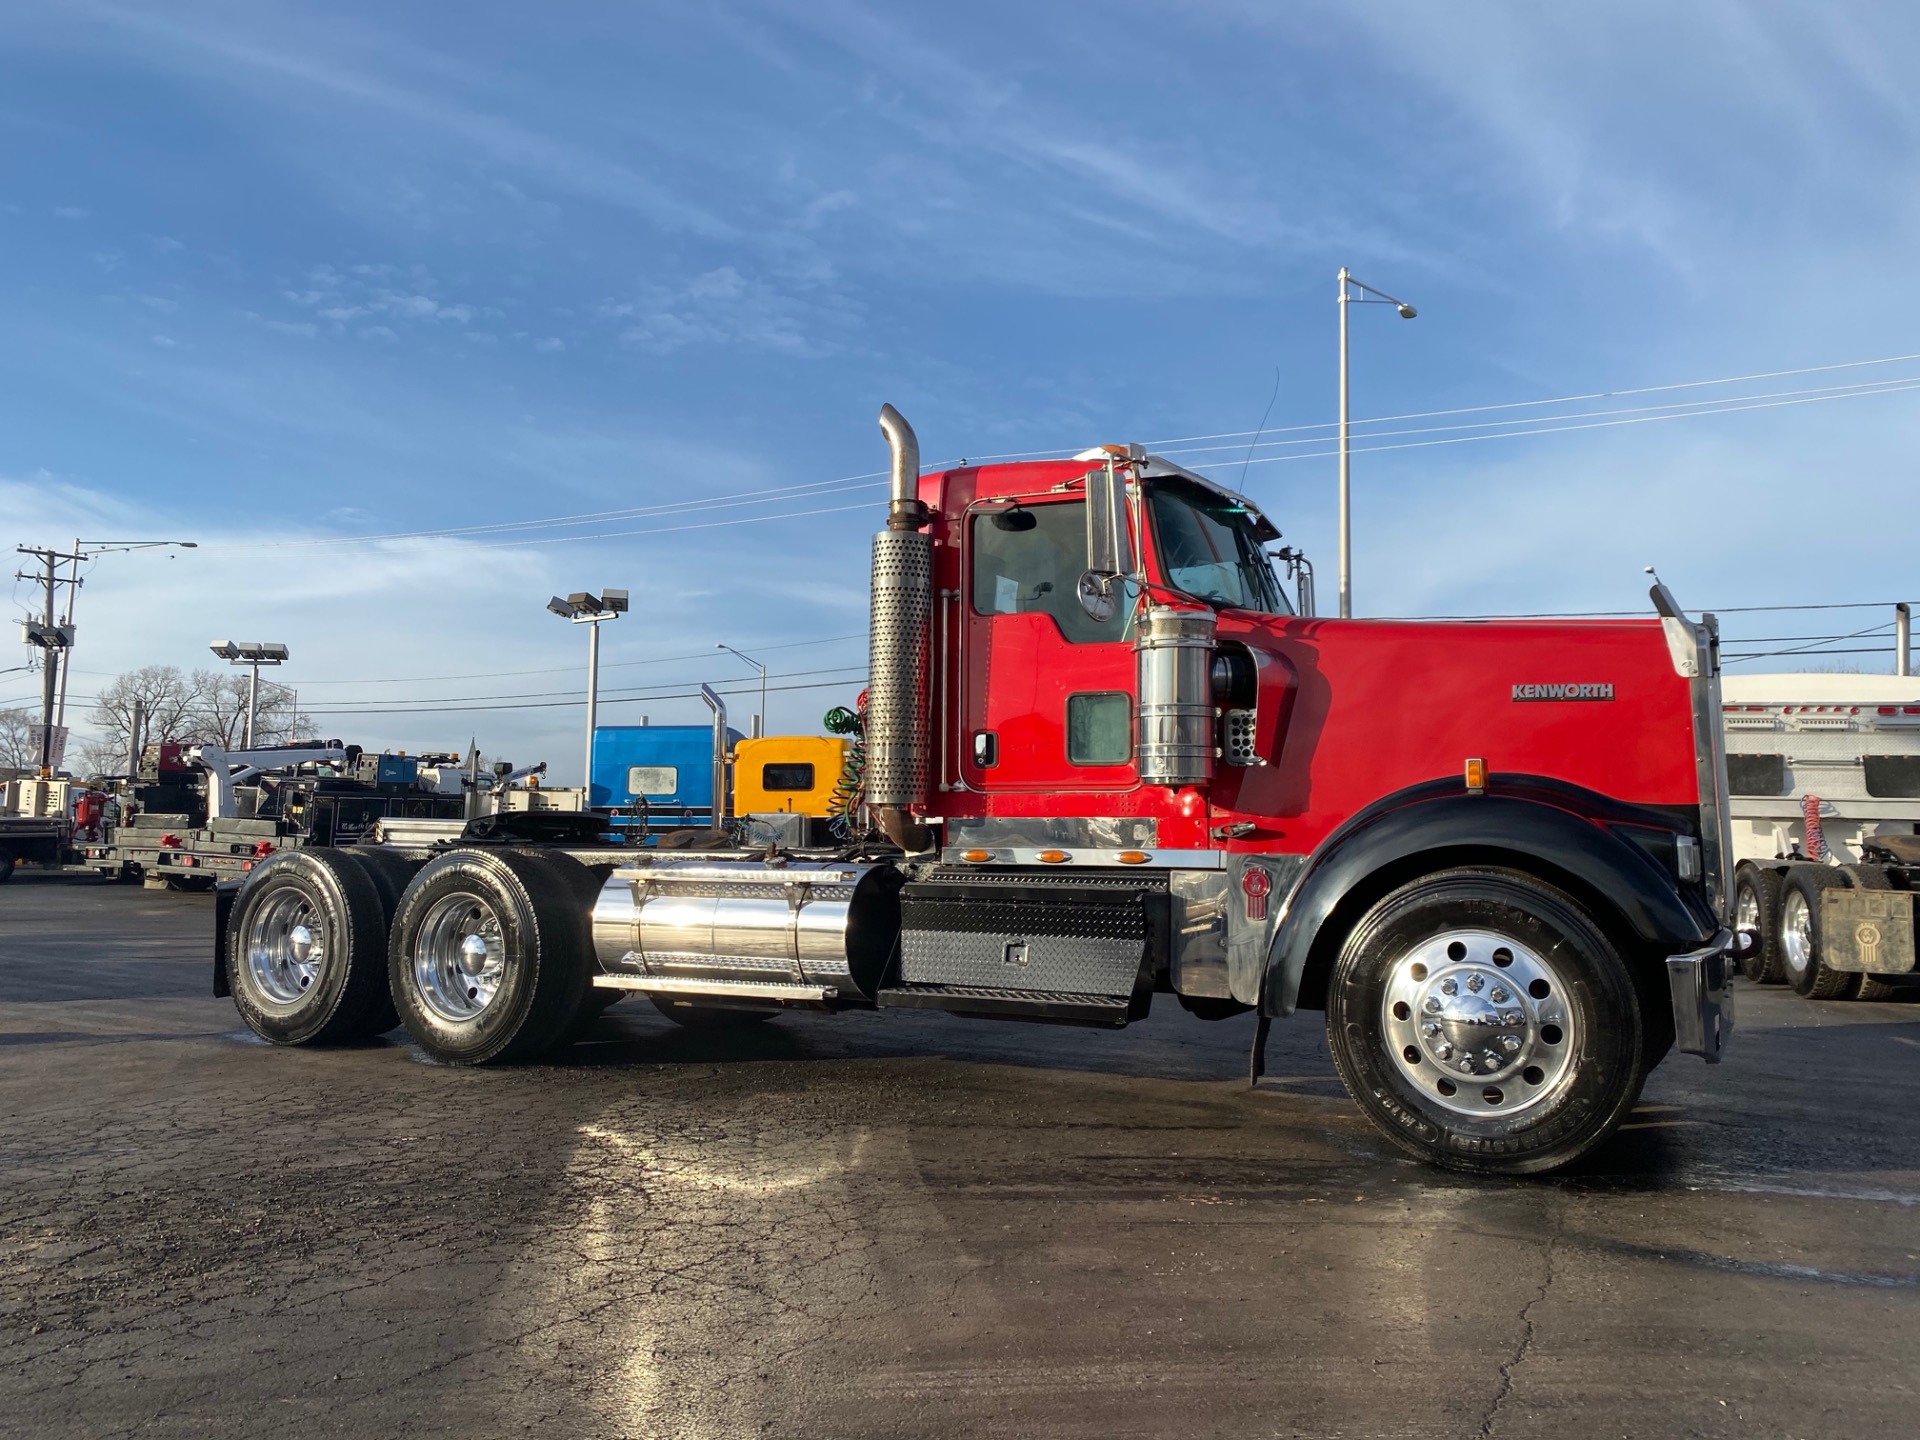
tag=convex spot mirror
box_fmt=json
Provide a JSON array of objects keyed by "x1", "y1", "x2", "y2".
[{"x1": 1081, "y1": 458, "x2": 1134, "y2": 619}]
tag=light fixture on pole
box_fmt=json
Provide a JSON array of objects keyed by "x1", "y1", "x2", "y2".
[
  {"x1": 1336, "y1": 266, "x2": 1417, "y2": 620},
  {"x1": 547, "y1": 589, "x2": 628, "y2": 792},
  {"x1": 207, "y1": 641, "x2": 290, "y2": 748},
  {"x1": 715, "y1": 642, "x2": 768, "y2": 738}
]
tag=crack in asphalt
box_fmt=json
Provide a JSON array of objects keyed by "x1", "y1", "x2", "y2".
[{"x1": 1480, "y1": 1218, "x2": 1561, "y2": 1438}]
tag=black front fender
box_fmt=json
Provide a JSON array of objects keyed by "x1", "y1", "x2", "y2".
[{"x1": 1263, "y1": 780, "x2": 1716, "y2": 1016}]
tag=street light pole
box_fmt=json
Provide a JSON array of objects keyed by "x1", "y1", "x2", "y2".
[
  {"x1": 547, "y1": 589, "x2": 628, "y2": 796},
  {"x1": 208, "y1": 642, "x2": 289, "y2": 748},
  {"x1": 1336, "y1": 267, "x2": 1417, "y2": 619},
  {"x1": 715, "y1": 643, "x2": 768, "y2": 738}
]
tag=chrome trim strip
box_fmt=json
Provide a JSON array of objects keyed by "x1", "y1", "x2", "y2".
[{"x1": 591, "y1": 973, "x2": 830, "y2": 1000}]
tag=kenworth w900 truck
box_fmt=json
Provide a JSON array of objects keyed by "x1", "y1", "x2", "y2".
[{"x1": 218, "y1": 405, "x2": 1737, "y2": 1175}]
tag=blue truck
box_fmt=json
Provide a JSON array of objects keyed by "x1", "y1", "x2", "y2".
[{"x1": 589, "y1": 723, "x2": 742, "y2": 839}]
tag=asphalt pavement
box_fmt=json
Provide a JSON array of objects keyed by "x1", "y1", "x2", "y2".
[{"x1": 2, "y1": 873, "x2": 1917, "y2": 1439}]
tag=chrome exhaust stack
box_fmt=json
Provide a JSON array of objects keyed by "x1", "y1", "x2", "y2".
[{"x1": 867, "y1": 404, "x2": 933, "y2": 852}]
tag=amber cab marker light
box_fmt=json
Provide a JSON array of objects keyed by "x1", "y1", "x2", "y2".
[
  {"x1": 1464, "y1": 758, "x2": 1488, "y2": 793},
  {"x1": 962, "y1": 849, "x2": 992, "y2": 864},
  {"x1": 1038, "y1": 849, "x2": 1071, "y2": 864},
  {"x1": 1117, "y1": 850, "x2": 1151, "y2": 865}
]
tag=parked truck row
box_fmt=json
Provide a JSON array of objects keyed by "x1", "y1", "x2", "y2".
[
  {"x1": 212, "y1": 406, "x2": 1741, "y2": 1176},
  {"x1": 1723, "y1": 673, "x2": 1920, "y2": 1002}
]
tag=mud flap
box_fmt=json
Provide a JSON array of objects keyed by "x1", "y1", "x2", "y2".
[{"x1": 212, "y1": 883, "x2": 236, "y2": 997}]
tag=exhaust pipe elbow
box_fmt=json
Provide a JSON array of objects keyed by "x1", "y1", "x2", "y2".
[{"x1": 879, "y1": 403, "x2": 926, "y2": 531}]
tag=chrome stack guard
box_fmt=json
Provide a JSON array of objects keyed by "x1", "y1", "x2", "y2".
[{"x1": 1667, "y1": 928, "x2": 1737, "y2": 1062}]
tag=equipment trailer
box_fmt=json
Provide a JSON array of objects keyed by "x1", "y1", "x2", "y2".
[{"x1": 220, "y1": 405, "x2": 1738, "y2": 1174}]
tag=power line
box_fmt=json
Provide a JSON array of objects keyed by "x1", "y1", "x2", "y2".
[
  {"x1": 1155, "y1": 375, "x2": 1920, "y2": 460},
  {"x1": 306, "y1": 663, "x2": 866, "y2": 711},
  {"x1": 69, "y1": 632, "x2": 868, "y2": 689},
  {"x1": 302, "y1": 672, "x2": 866, "y2": 718},
  {"x1": 169, "y1": 349, "x2": 1920, "y2": 554}
]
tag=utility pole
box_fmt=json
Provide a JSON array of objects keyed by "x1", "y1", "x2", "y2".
[
  {"x1": 14, "y1": 537, "x2": 197, "y2": 773},
  {"x1": 14, "y1": 544, "x2": 83, "y2": 773}
]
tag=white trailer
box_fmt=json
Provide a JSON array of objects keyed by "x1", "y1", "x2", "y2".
[{"x1": 1724, "y1": 673, "x2": 1920, "y2": 1000}]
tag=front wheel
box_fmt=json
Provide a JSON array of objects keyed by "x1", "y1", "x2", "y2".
[{"x1": 1325, "y1": 868, "x2": 1648, "y2": 1176}]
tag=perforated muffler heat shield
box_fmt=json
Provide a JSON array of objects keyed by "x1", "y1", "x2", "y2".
[{"x1": 866, "y1": 528, "x2": 932, "y2": 808}]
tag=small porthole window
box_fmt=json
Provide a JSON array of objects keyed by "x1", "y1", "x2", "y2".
[{"x1": 1066, "y1": 692, "x2": 1132, "y2": 767}]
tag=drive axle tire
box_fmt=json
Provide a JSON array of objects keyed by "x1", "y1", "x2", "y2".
[
  {"x1": 389, "y1": 848, "x2": 593, "y2": 1065},
  {"x1": 1781, "y1": 866, "x2": 1859, "y2": 1000},
  {"x1": 227, "y1": 849, "x2": 392, "y2": 1045},
  {"x1": 650, "y1": 997, "x2": 776, "y2": 1029},
  {"x1": 1325, "y1": 867, "x2": 1648, "y2": 1176},
  {"x1": 1733, "y1": 865, "x2": 1786, "y2": 984},
  {"x1": 337, "y1": 848, "x2": 429, "y2": 1038}
]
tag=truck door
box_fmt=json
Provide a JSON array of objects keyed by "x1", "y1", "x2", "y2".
[{"x1": 961, "y1": 498, "x2": 1138, "y2": 794}]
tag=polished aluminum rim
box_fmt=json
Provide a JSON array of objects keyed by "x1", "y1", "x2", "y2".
[
  {"x1": 411, "y1": 891, "x2": 506, "y2": 1023},
  {"x1": 1735, "y1": 883, "x2": 1759, "y2": 935},
  {"x1": 245, "y1": 888, "x2": 327, "y2": 1006},
  {"x1": 1781, "y1": 889, "x2": 1813, "y2": 976},
  {"x1": 1382, "y1": 928, "x2": 1578, "y2": 1118}
]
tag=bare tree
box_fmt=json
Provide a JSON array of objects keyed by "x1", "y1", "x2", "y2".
[
  {"x1": 91, "y1": 666, "x2": 200, "y2": 755},
  {"x1": 73, "y1": 734, "x2": 130, "y2": 777},
  {"x1": 0, "y1": 707, "x2": 38, "y2": 772},
  {"x1": 184, "y1": 672, "x2": 313, "y2": 748}
]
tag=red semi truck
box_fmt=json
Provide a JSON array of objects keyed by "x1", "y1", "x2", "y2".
[{"x1": 219, "y1": 405, "x2": 1736, "y2": 1174}]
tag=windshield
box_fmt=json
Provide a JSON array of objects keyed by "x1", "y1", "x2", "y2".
[{"x1": 1147, "y1": 484, "x2": 1292, "y2": 615}]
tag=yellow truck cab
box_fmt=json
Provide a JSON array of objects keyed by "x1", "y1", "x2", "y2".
[{"x1": 731, "y1": 735, "x2": 849, "y2": 817}]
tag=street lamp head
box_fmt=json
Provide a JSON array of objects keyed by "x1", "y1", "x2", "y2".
[
  {"x1": 1397, "y1": 304, "x2": 1417, "y2": 319},
  {"x1": 566, "y1": 591, "x2": 602, "y2": 613},
  {"x1": 546, "y1": 596, "x2": 575, "y2": 618},
  {"x1": 602, "y1": 588, "x2": 628, "y2": 614}
]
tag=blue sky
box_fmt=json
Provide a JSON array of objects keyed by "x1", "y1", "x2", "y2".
[{"x1": 5, "y1": 1, "x2": 1919, "y2": 777}]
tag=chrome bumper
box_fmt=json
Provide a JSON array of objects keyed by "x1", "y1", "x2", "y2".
[{"x1": 1667, "y1": 928, "x2": 1737, "y2": 1063}]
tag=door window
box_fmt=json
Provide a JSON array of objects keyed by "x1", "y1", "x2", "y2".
[{"x1": 970, "y1": 501, "x2": 1129, "y2": 643}]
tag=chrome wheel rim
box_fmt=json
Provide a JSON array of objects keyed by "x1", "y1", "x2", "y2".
[
  {"x1": 245, "y1": 889, "x2": 327, "y2": 1005},
  {"x1": 1735, "y1": 883, "x2": 1759, "y2": 934},
  {"x1": 1382, "y1": 928, "x2": 1579, "y2": 1118},
  {"x1": 412, "y1": 891, "x2": 506, "y2": 1023},
  {"x1": 1781, "y1": 890, "x2": 1813, "y2": 976}
]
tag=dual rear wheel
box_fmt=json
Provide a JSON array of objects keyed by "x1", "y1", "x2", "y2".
[{"x1": 226, "y1": 847, "x2": 606, "y2": 1063}]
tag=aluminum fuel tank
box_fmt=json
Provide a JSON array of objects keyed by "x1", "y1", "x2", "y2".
[{"x1": 590, "y1": 859, "x2": 903, "y2": 1001}]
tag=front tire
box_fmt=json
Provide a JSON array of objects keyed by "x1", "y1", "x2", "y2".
[
  {"x1": 389, "y1": 848, "x2": 593, "y2": 1065},
  {"x1": 227, "y1": 850, "x2": 391, "y2": 1045},
  {"x1": 1325, "y1": 868, "x2": 1648, "y2": 1176}
]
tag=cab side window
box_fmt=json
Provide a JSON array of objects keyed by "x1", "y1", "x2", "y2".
[{"x1": 970, "y1": 500, "x2": 1128, "y2": 644}]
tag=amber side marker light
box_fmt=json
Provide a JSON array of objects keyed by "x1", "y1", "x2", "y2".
[
  {"x1": 962, "y1": 849, "x2": 993, "y2": 863},
  {"x1": 1038, "y1": 849, "x2": 1071, "y2": 863},
  {"x1": 1464, "y1": 757, "x2": 1488, "y2": 793},
  {"x1": 1116, "y1": 850, "x2": 1151, "y2": 865}
]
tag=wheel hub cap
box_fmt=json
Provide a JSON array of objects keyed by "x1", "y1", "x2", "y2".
[
  {"x1": 1782, "y1": 891, "x2": 1812, "y2": 975},
  {"x1": 1382, "y1": 929, "x2": 1578, "y2": 1118},
  {"x1": 412, "y1": 892, "x2": 506, "y2": 1023},
  {"x1": 244, "y1": 891, "x2": 327, "y2": 1006}
]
